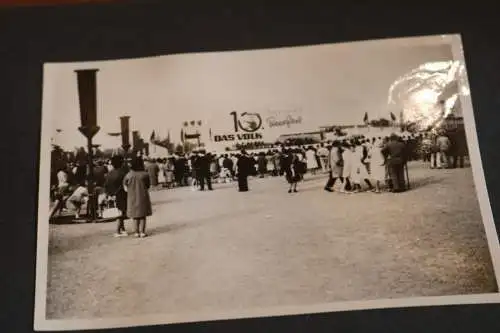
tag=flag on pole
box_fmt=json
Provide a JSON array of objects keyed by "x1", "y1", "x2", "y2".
[
  {"x1": 390, "y1": 112, "x2": 397, "y2": 121},
  {"x1": 363, "y1": 112, "x2": 368, "y2": 124}
]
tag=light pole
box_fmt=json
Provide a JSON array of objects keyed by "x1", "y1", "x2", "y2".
[{"x1": 75, "y1": 69, "x2": 100, "y2": 222}]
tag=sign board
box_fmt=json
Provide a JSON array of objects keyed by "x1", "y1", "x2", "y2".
[{"x1": 209, "y1": 109, "x2": 305, "y2": 147}]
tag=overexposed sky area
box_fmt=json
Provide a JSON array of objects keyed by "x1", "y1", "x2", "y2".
[{"x1": 43, "y1": 36, "x2": 453, "y2": 150}]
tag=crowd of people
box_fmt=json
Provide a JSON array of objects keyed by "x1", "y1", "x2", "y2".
[
  {"x1": 420, "y1": 129, "x2": 468, "y2": 169},
  {"x1": 51, "y1": 156, "x2": 153, "y2": 238},
  {"x1": 49, "y1": 127, "x2": 467, "y2": 237}
]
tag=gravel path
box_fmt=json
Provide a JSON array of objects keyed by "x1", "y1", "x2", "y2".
[{"x1": 46, "y1": 162, "x2": 498, "y2": 319}]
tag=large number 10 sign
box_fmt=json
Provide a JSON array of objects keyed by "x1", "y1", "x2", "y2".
[{"x1": 230, "y1": 111, "x2": 263, "y2": 133}]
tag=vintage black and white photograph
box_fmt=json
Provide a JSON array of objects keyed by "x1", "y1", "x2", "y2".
[{"x1": 35, "y1": 35, "x2": 500, "y2": 330}]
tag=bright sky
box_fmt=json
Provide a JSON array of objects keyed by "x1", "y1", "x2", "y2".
[{"x1": 43, "y1": 36, "x2": 453, "y2": 150}]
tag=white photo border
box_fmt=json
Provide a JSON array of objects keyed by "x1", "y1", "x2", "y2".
[{"x1": 34, "y1": 34, "x2": 500, "y2": 331}]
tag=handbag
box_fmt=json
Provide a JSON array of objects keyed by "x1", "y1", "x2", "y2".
[{"x1": 102, "y1": 195, "x2": 122, "y2": 219}]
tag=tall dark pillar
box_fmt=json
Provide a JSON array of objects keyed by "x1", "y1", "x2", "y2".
[
  {"x1": 120, "y1": 116, "x2": 131, "y2": 154},
  {"x1": 75, "y1": 69, "x2": 100, "y2": 221}
]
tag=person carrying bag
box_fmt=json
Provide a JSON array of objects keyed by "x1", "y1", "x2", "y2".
[{"x1": 104, "y1": 156, "x2": 129, "y2": 237}]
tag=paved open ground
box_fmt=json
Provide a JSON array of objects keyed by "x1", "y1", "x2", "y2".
[{"x1": 46, "y1": 162, "x2": 498, "y2": 319}]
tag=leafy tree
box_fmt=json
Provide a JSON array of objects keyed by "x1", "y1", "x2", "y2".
[
  {"x1": 334, "y1": 127, "x2": 347, "y2": 136},
  {"x1": 379, "y1": 118, "x2": 390, "y2": 127},
  {"x1": 369, "y1": 118, "x2": 390, "y2": 127}
]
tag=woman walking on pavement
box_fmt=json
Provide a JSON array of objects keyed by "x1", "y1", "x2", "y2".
[{"x1": 123, "y1": 157, "x2": 153, "y2": 238}]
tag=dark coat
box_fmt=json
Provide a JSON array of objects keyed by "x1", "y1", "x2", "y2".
[
  {"x1": 104, "y1": 167, "x2": 128, "y2": 212},
  {"x1": 382, "y1": 140, "x2": 407, "y2": 165},
  {"x1": 283, "y1": 155, "x2": 301, "y2": 183},
  {"x1": 237, "y1": 155, "x2": 253, "y2": 176},
  {"x1": 175, "y1": 157, "x2": 187, "y2": 175},
  {"x1": 123, "y1": 170, "x2": 152, "y2": 218},
  {"x1": 450, "y1": 129, "x2": 468, "y2": 155},
  {"x1": 94, "y1": 165, "x2": 108, "y2": 187},
  {"x1": 74, "y1": 164, "x2": 87, "y2": 185},
  {"x1": 257, "y1": 155, "x2": 267, "y2": 173},
  {"x1": 195, "y1": 155, "x2": 211, "y2": 175},
  {"x1": 222, "y1": 157, "x2": 233, "y2": 170}
]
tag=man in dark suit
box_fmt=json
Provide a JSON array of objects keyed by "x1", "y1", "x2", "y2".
[
  {"x1": 196, "y1": 150, "x2": 213, "y2": 191},
  {"x1": 450, "y1": 128, "x2": 467, "y2": 168},
  {"x1": 382, "y1": 133, "x2": 407, "y2": 193},
  {"x1": 174, "y1": 155, "x2": 186, "y2": 186},
  {"x1": 455, "y1": 128, "x2": 468, "y2": 168},
  {"x1": 236, "y1": 150, "x2": 251, "y2": 192}
]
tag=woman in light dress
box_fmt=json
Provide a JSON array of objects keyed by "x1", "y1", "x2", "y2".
[
  {"x1": 323, "y1": 141, "x2": 344, "y2": 192},
  {"x1": 370, "y1": 139, "x2": 386, "y2": 193},
  {"x1": 351, "y1": 141, "x2": 373, "y2": 192},
  {"x1": 305, "y1": 146, "x2": 318, "y2": 175},
  {"x1": 157, "y1": 158, "x2": 166, "y2": 187},
  {"x1": 266, "y1": 151, "x2": 276, "y2": 176}
]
